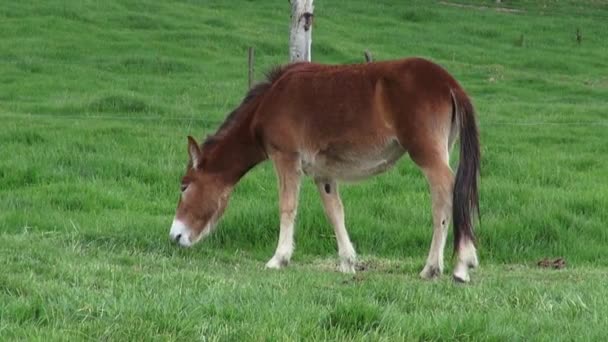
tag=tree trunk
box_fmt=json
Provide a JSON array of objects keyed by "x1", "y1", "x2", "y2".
[{"x1": 289, "y1": 0, "x2": 314, "y2": 62}]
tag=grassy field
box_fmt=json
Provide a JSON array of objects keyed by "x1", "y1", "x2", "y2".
[{"x1": 1, "y1": 0, "x2": 608, "y2": 340}]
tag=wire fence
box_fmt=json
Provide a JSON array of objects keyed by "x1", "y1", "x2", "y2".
[
  {"x1": 1, "y1": 113, "x2": 607, "y2": 127},
  {"x1": 437, "y1": 0, "x2": 608, "y2": 21}
]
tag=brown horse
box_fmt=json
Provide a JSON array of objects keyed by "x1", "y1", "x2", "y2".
[{"x1": 169, "y1": 57, "x2": 480, "y2": 282}]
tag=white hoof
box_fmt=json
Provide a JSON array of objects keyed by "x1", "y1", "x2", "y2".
[
  {"x1": 453, "y1": 259, "x2": 477, "y2": 283},
  {"x1": 453, "y1": 265, "x2": 470, "y2": 283},
  {"x1": 453, "y1": 241, "x2": 478, "y2": 283},
  {"x1": 338, "y1": 250, "x2": 357, "y2": 273},
  {"x1": 339, "y1": 258, "x2": 356, "y2": 274},
  {"x1": 469, "y1": 253, "x2": 480, "y2": 269},
  {"x1": 265, "y1": 256, "x2": 289, "y2": 269}
]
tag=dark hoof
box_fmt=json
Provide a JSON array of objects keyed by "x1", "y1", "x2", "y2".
[{"x1": 420, "y1": 266, "x2": 442, "y2": 280}]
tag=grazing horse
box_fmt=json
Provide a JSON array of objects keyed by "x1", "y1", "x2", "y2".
[{"x1": 169, "y1": 57, "x2": 481, "y2": 282}]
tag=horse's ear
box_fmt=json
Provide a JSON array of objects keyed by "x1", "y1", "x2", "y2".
[{"x1": 187, "y1": 136, "x2": 201, "y2": 169}]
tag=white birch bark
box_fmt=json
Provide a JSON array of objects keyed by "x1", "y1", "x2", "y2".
[{"x1": 289, "y1": 0, "x2": 314, "y2": 62}]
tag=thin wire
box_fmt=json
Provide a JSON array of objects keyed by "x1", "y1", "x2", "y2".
[
  {"x1": 481, "y1": 121, "x2": 608, "y2": 127},
  {"x1": 436, "y1": 0, "x2": 608, "y2": 20},
  {"x1": 1, "y1": 113, "x2": 607, "y2": 127},
  {"x1": 0, "y1": 113, "x2": 222, "y2": 125}
]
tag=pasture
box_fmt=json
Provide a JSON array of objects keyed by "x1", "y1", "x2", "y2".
[{"x1": 1, "y1": 0, "x2": 607, "y2": 340}]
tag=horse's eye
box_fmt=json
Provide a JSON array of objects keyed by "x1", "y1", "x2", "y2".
[{"x1": 180, "y1": 184, "x2": 188, "y2": 192}]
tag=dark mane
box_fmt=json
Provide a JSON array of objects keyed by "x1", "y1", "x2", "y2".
[{"x1": 202, "y1": 63, "x2": 307, "y2": 148}]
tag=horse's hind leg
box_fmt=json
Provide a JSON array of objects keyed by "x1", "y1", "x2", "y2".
[
  {"x1": 315, "y1": 179, "x2": 357, "y2": 273},
  {"x1": 414, "y1": 153, "x2": 454, "y2": 280}
]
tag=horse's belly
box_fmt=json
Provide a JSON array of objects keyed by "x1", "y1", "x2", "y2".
[{"x1": 301, "y1": 138, "x2": 405, "y2": 181}]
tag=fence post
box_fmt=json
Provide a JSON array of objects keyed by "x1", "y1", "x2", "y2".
[{"x1": 289, "y1": 0, "x2": 314, "y2": 62}]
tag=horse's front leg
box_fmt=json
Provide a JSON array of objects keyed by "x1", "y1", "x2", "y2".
[{"x1": 265, "y1": 153, "x2": 302, "y2": 269}]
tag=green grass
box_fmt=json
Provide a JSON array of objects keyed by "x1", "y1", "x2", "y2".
[
  {"x1": 1, "y1": 0, "x2": 608, "y2": 340},
  {"x1": 2, "y1": 232, "x2": 607, "y2": 340}
]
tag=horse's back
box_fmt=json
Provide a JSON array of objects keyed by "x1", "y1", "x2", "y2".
[{"x1": 253, "y1": 57, "x2": 463, "y2": 173}]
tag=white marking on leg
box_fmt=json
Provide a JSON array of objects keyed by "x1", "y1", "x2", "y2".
[
  {"x1": 334, "y1": 215, "x2": 356, "y2": 274},
  {"x1": 266, "y1": 210, "x2": 296, "y2": 269},
  {"x1": 337, "y1": 235, "x2": 357, "y2": 274},
  {"x1": 420, "y1": 164, "x2": 453, "y2": 280},
  {"x1": 453, "y1": 239, "x2": 479, "y2": 283},
  {"x1": 316, "y1": 180, "x2": 357, "y2": 274},
  {"x1": 420, "y1": 217, "x2": 448, "y2": 279},
  {"x1": 266, "y1": 155, "x2": 301, "y2": 270}
]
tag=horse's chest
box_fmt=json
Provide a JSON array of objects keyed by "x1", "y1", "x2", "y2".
[{"x1": 301, "y1": 139, "x2": 405, "y2": 181}]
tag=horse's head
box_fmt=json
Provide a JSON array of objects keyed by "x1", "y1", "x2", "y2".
[{"x1": 169, "y1": 136, "x2": 230, "y2": 247}]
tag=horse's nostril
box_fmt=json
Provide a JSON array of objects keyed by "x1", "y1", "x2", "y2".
[{"x1": 174, "y1": 234, "x2": 182, "y2": 242}]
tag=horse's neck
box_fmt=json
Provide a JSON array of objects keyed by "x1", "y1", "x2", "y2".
[{"x1": 203, "y1": 125, "x2": 266, "y2": 185}]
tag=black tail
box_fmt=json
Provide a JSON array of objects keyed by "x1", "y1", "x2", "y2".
[{"x1": 451, "y1": 90, "x2": 481, "y2": 251}]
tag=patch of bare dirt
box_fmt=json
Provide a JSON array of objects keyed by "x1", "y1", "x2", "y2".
[{"x1": 537, "y1": 257, "x2": 566, "y2": 269}]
